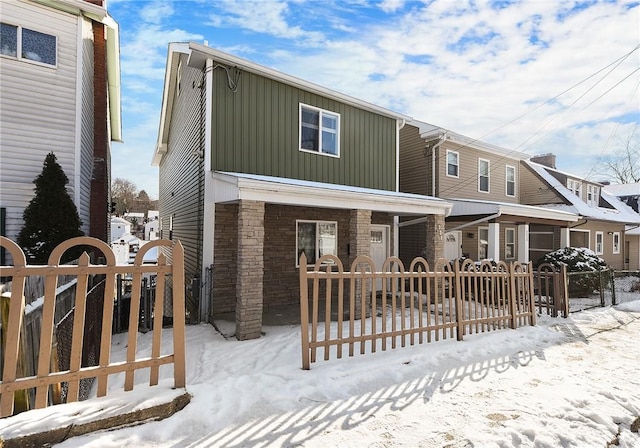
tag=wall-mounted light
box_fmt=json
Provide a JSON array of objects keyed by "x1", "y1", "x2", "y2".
[
  {"x1": 607, "y1": 231, "x2": 614, "y2": 235},
  {"x1": 467, "y1": 232, "x2": 474, "y2": 239}
]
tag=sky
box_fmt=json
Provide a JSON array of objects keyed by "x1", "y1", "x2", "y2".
[
  {"x1": 108, "y1": 0, "x2": 640, "y2": 200},
  {"x1": 3, "y1": 298, "x2": 640, "y2": 447}
]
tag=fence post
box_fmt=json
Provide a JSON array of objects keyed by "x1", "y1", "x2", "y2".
[
  {"x1": 527, "y1": 262, "x2": 536, "y2": 326},
  {"x1": 560, "y1": 265, "x2": 569, "y2": 317},
  {"x1": 508, "y1": 263, "x2": 517, "y2": 329},
  {"x1": 299, "y1": 253, "x2": 310, "y2": 369},
  {"x1": 454, "y1": 260, "x2": 464, "y2": 341},
  {"x1": 611, "y1": 269, "x2": 617, "y2": 306}
]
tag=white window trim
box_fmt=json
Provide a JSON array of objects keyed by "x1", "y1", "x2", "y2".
[
  {"x1": 567, "y1": 179, "x2": 582, "y2": 198},
  {"x1": 612, "y1": 231, "x2": 620, "y2": 254},
  {"x1": 446, "y1": 150, "x2": 459, "y2": 178},
  {"x1": 505, "y1": 165, "x2": 516, "y2": 197},
  {"x1": 478, "y1": 226, "x2": 489, "y2": 260},
  {"x1": 478, "y1": 158, "x2": 490, "y2": 193},
  {"x1": 587, "y1": 184, "x2": 600, "y2": 207},
  {"x1": 595, "y1": 231, "x2": 604, "y2": 255},
  {"x1": 296, "y1": 220, "x2": 338, "y2": 267},
  {"x1": 0, "y1": 22, "x2": 58, "y2": 68},
  {"x1": 299, "y1": 103, "x2": 340, "y2": 158},
  {"x1": 505, "y1": 227, "x2": 516, "y2": 259}
]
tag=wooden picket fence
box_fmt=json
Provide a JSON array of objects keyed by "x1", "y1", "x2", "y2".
[
  {"x1": 299, "y1": 254, "x2": 536, "y2": 369},
  {"x1": 0, "y1": 236, "x2": 186, "y2": 418}
]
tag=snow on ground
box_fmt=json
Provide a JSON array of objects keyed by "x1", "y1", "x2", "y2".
[{"x1": 5, "y1": 301, "x2": 640, "y2": 447}]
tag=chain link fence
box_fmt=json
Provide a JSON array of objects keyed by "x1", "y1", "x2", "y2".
[{"x1": 567, "y1": 269, "x2": 640, "y2": 313}]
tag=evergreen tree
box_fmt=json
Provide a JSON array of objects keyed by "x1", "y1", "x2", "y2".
[{"x1": 17, "y1": 152, "x2": 84, "y2": 264}]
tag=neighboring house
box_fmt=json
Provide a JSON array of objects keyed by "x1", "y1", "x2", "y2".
[
  {"x1": 399, "y1": 122, "x2": 579, "y2": 265},
  {"x1": 152, "y1": 42, "x2": 452, "y2": 339},
  {"x1": 0, "y1": 0, "x2": 121, "y2": 264},
  {"x1": 144, "y1": 218, "x2": 159, "y2": 241},
  {"x1": 602, "y1": 182, "x2": 640, "y2": 270},
  {"x1": 522, "y1": 157, "x2": 640, "y2": 270},
  {"x1": 110, "y1": 215, "x2": 131, "y2": 242}
]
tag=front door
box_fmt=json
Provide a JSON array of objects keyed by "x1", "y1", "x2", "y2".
[
  {"x1": 445, "y1": 231, "x2": 462, "y2": 261},
  {"x1": 370, "y1": 225, "x2": 389, "y2": 270}
]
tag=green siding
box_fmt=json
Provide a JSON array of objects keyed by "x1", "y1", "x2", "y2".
[{"x1": 210, "y1": 68, "x2": 397, "y2": 191}]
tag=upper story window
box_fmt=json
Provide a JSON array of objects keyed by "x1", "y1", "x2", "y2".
[
  {"x1": 506, "y1": 165, "x2": 516, "y2": 197},
  {"x1": 446, "y1": 150, "x2": 459, "y2": 177},
  {"x1": 1, "y1": 23, "x2": 57, "y2": 67},
  {"x1": 478, "y1": 158, "x2": 490, "y2": 193},
  {"x1": 587, "y1": 184, "x2": 599, "y2": 207},
  {"x1": 567, "y1": 179, "x2": 582, "y2": 198},
  {"x1": 299, "y1": 104, "x2": 340, "y2": 157}
]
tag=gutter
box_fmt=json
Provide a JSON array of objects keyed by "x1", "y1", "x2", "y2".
[{"x1": 428, "y1": 131, "x2": 447, "y2": 197}]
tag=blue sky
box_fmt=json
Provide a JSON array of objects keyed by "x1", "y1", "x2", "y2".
[{"x1": 108, "y1": 0, "x2": 640, "y2": 199}]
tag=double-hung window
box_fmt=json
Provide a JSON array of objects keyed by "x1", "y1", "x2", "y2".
[
  {"x1": 478, "y1": 159, "x2": 490, "y2": 193},
  {"x1": 297, "y1": 220, "x2": 337, "y2": 265},
  {"x1": 446, "y1": 150, "x2": 459, "y2": 177},
  {"x1": 567, "y1": 179, "x2": 582, "y2": 198},
  {"x1": 595, "y1": 231, "x2": 603, "y2": 255},
  {"x1": 1, "y1": 23, "x2": 57, "y2": 66},
  {"x1": 506, "y1": 165, "x2": 516, "y2": 197},
  {"x1": 587, "y1": 185, "x2": 599, "y2": 207},
  {"x1": 299, "y1": 104, "x2": 340, "y2": 157},
  {"x1": 612, "y1": 232, "x2": 620, "y2": 254},
  {"x1": 505, "y1": 228, "x2": 515, "y2": 259},
  {"x1": 478, "y1": 227, "x2": 489, "y2": 259}
]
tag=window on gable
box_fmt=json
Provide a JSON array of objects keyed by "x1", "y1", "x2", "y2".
[
  {"x1": 612, "y1": 232, "x2": 620, "y2": 254},
  {"x1": 446, "y1": 150, "x2": 459, "y2": 177},
  {"x1": 297, "y1": 220, "x2": 337, "y2": 266},
  {"x1": 587, "y1": 185, "x2": 599, "y2": 207},
  {"x1": 300, "y1": 104, "x2": 340, "y2": 157},
  {"x1": 567, "y1": 179, "x2": 582, "y2": 198},
  {"x1": 478, "y1": 159, "x2": 490, "y2": 192},
  {"x1": 595, "y1": 231, "x2": 603, "y2": 255},
  {"x1": 506, "y1": 165, "x2": 516, "y2": 197},
  {"x1": 1, "y1": 23, "x2": 56, "y2": 66}
]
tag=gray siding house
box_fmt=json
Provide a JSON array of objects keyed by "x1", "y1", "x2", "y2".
[
  {"x1": 0, "y1": 0, "x2": 122, "y2": 262},
  {"x1": 153, "y1": 43, "x2": 451, "y2": 340},
  {"x1": 399, "y1": 122, "x2": 579, "y2": 265}
]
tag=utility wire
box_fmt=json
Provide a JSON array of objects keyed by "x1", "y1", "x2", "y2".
[{"x1": 435, "y1": 44, "x2": 640, "y2": 197}]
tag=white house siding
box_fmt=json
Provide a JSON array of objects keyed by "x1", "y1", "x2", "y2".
[
  {"x1": 0, "y1": 0, "x2": 82, "y2": 242},
  {"x1": 79, "y1": 17, "x2": 95, "y2": 235}
]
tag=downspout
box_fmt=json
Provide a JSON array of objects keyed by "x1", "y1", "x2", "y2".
[
  {"x1": 394, "y1": 118, "x2": 406, "y2": 258},
  {"x1": 446, "y1": 212, "x2": 502, "y2": 233}
]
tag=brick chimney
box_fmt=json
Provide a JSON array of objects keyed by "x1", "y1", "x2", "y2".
[{"x1": 530, "y1": 153, "x2": 556, "y2": 169}]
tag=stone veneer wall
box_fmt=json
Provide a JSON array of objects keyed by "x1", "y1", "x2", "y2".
[
  {"x1": 212, "y1": 203, "x2": 396, "y2": 317},
  {"x1": 235, "y1": 200, "x2": 265, "y2": 340}
]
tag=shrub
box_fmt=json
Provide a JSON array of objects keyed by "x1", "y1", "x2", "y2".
[{"x1": 540, "y1": 247, "x2": 607, "y2": 296}]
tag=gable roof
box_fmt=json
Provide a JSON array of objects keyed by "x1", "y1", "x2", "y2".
[
  {"x1": 153, "y1": 42, "x2": 411, "y2": 165},
  {"x1": 524, "y1": 160, "x2": 640, "y2": 224},
  {"x1": 408, "y1": 120, "x2": 531, "y2": 160},
  {"x1": 603, "y1": 182, "x2": 640, "y2": 197}
]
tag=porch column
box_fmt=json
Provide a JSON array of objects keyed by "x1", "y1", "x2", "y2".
[
  {"x1": 517, "y1": 224, "x2": 530, "y2": 263},
  {"x1": 488, "y1": 222, "x2": 500, "y2": 261},
  {"x1": 424, "y1": 214, "x2": 445, "y2": 266},
  {"x1": 560, "y1": 227, "x2": 570, "y2": 249},
  {"x1": 349, "y1": 209, "x2": 371, "y2": 318},
  {"x1": 235, "y1": 200, "x2": 265, "y2": 340}
]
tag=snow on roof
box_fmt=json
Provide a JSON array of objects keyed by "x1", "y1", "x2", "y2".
[
  {"x1": 603, "y1": 182, "x2": 640, "y2": 197},
  {"x1": 524, "y1": 161, "x2": 640, "y2": 224}
]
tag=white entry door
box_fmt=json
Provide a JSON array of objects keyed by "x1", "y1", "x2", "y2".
[
  {"x1": 444, "y1": 231, "x2": 462, "y2": 261},
  {"x1": 370, "y1": 225, "x2": 389, "y2": 270}
]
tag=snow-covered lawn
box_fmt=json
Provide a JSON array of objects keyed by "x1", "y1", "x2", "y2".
[{"x1": 4, "y1": 301, "x2": 640, "y2": 447}]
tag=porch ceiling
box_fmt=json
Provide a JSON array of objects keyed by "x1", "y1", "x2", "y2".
[{"x1": 212, "y1": 171, "x2": 452, "y2": 216}]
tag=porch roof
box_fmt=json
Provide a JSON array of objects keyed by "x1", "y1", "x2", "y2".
[
  {"x1": 447, "y1": 198, "x2": 580, "y2": 223},
  {"x1": 213, "y1": 172, "x2": 452, "y2": 216}
]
